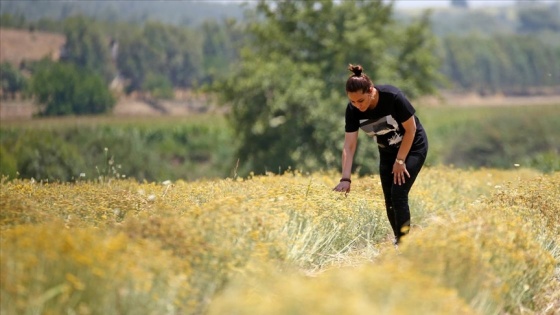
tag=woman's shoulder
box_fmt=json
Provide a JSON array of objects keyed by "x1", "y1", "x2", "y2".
[
  {"x1": 376, "y1": 84, "x2": 402, "y2": 96},
  {"x1": 345, "y1": 101, "x2": 357, "y2": 115}
]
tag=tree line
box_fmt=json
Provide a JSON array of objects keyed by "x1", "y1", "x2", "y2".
[
  {"x1": 441, "y1": 34, "x2": 560, "y2": 95},
  {"x1": 0, "y1": 0, "x2": 246, "y2": 27},
  {"x1": 1, "y1": 0, "x2": 559, "y2": 177},
  {"x1": 1, "y1": 1, "x2": 559, "y2": 109},
  {"x1": 1, "y1": 14, "x2": 242, "y2": 115}
]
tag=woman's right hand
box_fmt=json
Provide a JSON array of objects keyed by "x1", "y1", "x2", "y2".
[{"x1": 333, "y1": 181, "x2": 351, "y2": 193}]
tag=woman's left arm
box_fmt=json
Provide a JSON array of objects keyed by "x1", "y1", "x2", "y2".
[{"x1": 393, "y1": 116, "x2": 416, "y2": 185}]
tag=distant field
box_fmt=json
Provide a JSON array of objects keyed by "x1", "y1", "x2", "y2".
[
  {"x1": 0, "y1": 28, "x2": 65, "y2": 65},
  {"x1": 0, "y1": 93, "x2": 220, "y2": 120},
  {"x1": 1, "y1": 103, "x2": 558, "y2": 182},
  {"x1": 2, "y1": 91, "x2": 559, "y2": 121}
]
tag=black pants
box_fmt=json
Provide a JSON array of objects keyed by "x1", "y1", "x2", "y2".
[{"x1": 379, "y1": 148, "x2": 427, "y2": 244}]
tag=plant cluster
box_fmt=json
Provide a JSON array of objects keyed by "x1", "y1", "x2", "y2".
[
  {"x1": 1, "y1": 166, "x2": 558, "y2": 314},
  {"x1": 2, "y1": 104, "x2": 557, "y2": 183},
  {"x1": 0, "y1": 115, "x2": 235, "y2": 182}
]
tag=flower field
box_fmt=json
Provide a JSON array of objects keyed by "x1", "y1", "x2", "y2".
[{"x1": 1, "y1": 166, "x2": 558, "y2": 315}]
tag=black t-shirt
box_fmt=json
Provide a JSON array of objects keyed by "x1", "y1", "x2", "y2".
[{"x1": 345, "y1": 84, "x2": 427, "y2": 154}]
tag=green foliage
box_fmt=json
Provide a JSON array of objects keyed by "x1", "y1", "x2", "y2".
[
  {"x1": 199, "y1": 19, "x2": 244, "y2": 84},
  {"x1": 218, "y1": 56, "x2": 339, "y2": 175},
  {"x1": 142, "y1": 73, "x2": 174, "y2": 99},
  {"x1": 60, "y1": 16, "x2": 115, "y2": 81},
  {"x1": 517, "y1": 5, "x2": 560, "y2": 33},
  {"x1": 440, "y1": 34, "x2": 560, "y2": 94},
  {"x1": 419, "y1": 104, "x2": 560, "y2": 173},
  {"x1": 388, "y1": 12, "x2": 446, "y2": 98},
  {"x1": 0, "y1": 11, "x2": 234, "y2": 95},
  {"x1": 216, "y1": 0, "x2": 441, "y2": 176},
  {"x1": 27, "y1": 60, "x2": 116, "y2": 116},
  {"x1": 7, "y1": 131, "x2": 86, "y2": 181},
  {"x1": 527, "y1": 150, "x2": 560, "y2": 173},
  {"x1": 0, "y1": 117, "x2": 235, "y2": 182},
  {"x1": 1, "y1": 104, "x2": 557, "y2": 182},
  {"x1": 3, "y1": 0, "x2": 560, "y2": 99},
  {"x1": 0, "y1": 145, "x2": 18, "y2": 179},
  {"x1": 0, "y1": 13, "x2": 26, "y2": 28},
  {"x1": 424, "y1": 2, "x2": 559, "y2": 37},
  {"x1": 116, "y1": 21, "x2": 204, "y2": 92},
  {"x1": 0, "y1": 62, "x2": 27, "y2": 99},
  {"x1": 0, "y1": 1, "x2": 245, "y2": 27}
]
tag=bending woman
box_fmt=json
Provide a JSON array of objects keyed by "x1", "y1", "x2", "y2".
[{"x1": 333, "y1": 64, "x2": 429, "y2": 245}]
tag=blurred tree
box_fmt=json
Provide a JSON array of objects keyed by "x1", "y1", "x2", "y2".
[
  {"x1": 34, "y1": 17, "x2": 64, "y2": 32},
  {"x1": 0, "y1": 144, "x2": 18, "y2": 179},
  {"x1": 142, "y1": 73, "x2": 174, "y2": 99},
  {"x1": 9, "y1": 131, "x2": 87, "y2": 181},
  {"x1": 200, "y1": 18, "x2": 243, "y2": 84},
  {"x1": 0, "y1": 62, "x2": 27, "y2": 100},
  {"x1": 440, "y1": 34, "x2": 560, "y2": 94},
  {"x1": 0, "y1": 13, "x2": 26, "y2": 28},
  {"x1": 517, "y1": 6, "x2": 560, "y2": 33},
  {"x1": 115, "y1": 29, "x2": 154, "y2": 93},
  {"x1": 116, "y1": 21, "x2": 203, "y2": 93},
  {"x1": 60, "y1": 16, "x2": 115, "y2": 82},
  {"x1": 216, "y1": 0, "x2": 441, "y2": 175},
  {"x1": 28, "y1": 60, "x2": 116, "y2": 116},
  {"x1": 388, "y1": 12, "x2": 445, "y2": 98}
]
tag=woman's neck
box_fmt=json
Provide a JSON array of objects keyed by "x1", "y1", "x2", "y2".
[{"x1": 368, "y1": 88, "x2": 379, "y2": 109}]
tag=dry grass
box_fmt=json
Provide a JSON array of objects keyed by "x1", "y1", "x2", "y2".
[
  {"x1": 1, "y1": 167, "x2": 558, "y2": 314},
  {"x1": 0, "y1": 28, "x2": 65, "y2": 65}
]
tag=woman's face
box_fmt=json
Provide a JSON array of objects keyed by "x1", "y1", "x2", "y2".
[{"x1": 347, "y1": 87, "x2": 374, "y2": 112}]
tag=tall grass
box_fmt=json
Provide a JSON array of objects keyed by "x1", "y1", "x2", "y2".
[
  {"x1": 1, "y1": 104, "x2": 559, "y2": 183},
  {"x1": 1, "y1": 166, "x2": 558, "y2": 314},
  {"x1": 417, "y1": 104, "x2": 560, "y2": 172},
  {"x1": 0, "y1": 114, "x2": 235, "y2": 182}
]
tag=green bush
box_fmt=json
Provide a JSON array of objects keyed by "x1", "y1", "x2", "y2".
[
  {"x1": 7, "y1": 130, "x2": 86, "y2": 181},
  {"x1": 0, "y1": 118, "x2": 235, "y2": 182},
  {"x1": 1, "y1": 104, "x2": 558, "y2": 182},
  {"x1": 27, "y1": 60, "x2": 116, "y2": 116},
  {"x1": 0, "y1": 145, "x2": 18, "y2": 178},
  {"x1": 420, "y1": 104, "x2": 560, "y2": 173},
  {"x1": 142, "y1": 73, "x2": 174, "y2": 99},
  {"x1": 0, "y1": 62, "x2": 27, "y2": 99}
]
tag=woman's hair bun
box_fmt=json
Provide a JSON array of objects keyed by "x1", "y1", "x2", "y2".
[
  {"x1": 345, "y1": 63, "x2": 372, "y2": 93},
  {"x1": 348, "y1": 64, "x2": 363, "y2": 77}
]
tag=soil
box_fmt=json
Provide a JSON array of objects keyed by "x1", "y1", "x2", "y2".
[
  {"x1": 0, "y1": 90, "x2": 226, "y2": 121},
  {"x1": 417, "y1": 92, "x2": 560, "y2": 108},
  {"x1": 0, "y1": 28, "x2": 65, "y2": 65}
]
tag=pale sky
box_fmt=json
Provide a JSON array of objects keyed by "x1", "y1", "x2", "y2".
[{"x1": 392, "y1": 0, "x2": 558, "y2": 9}]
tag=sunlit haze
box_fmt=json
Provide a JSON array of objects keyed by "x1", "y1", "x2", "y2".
[{"x1": 391, "y1": 0, "x2": 557, "y2": 9}]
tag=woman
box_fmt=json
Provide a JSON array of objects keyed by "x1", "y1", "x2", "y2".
[{"x1": 333, "y1": 64, "x2": 429, "y2": 245}]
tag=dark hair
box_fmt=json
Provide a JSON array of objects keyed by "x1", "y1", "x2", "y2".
[{"x1": 346, "y1": 64, "x2": 373, "y2": 93}]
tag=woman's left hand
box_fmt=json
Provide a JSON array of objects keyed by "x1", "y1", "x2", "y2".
[{"x1": 393, "y1": 162, "x2": 410, "y2": 185}]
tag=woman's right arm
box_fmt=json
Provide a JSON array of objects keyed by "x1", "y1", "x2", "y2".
[{"x1": 333, "y1": 131, "x2": 358, "y2": 192}]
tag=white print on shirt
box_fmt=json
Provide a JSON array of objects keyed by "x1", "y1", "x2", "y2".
[
  {"x1": 359, "y1": 115, "x2": 403, "y2": 147},
  {"x1": 388, "y1": 133, "x2": 403, "y2": 145}
]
